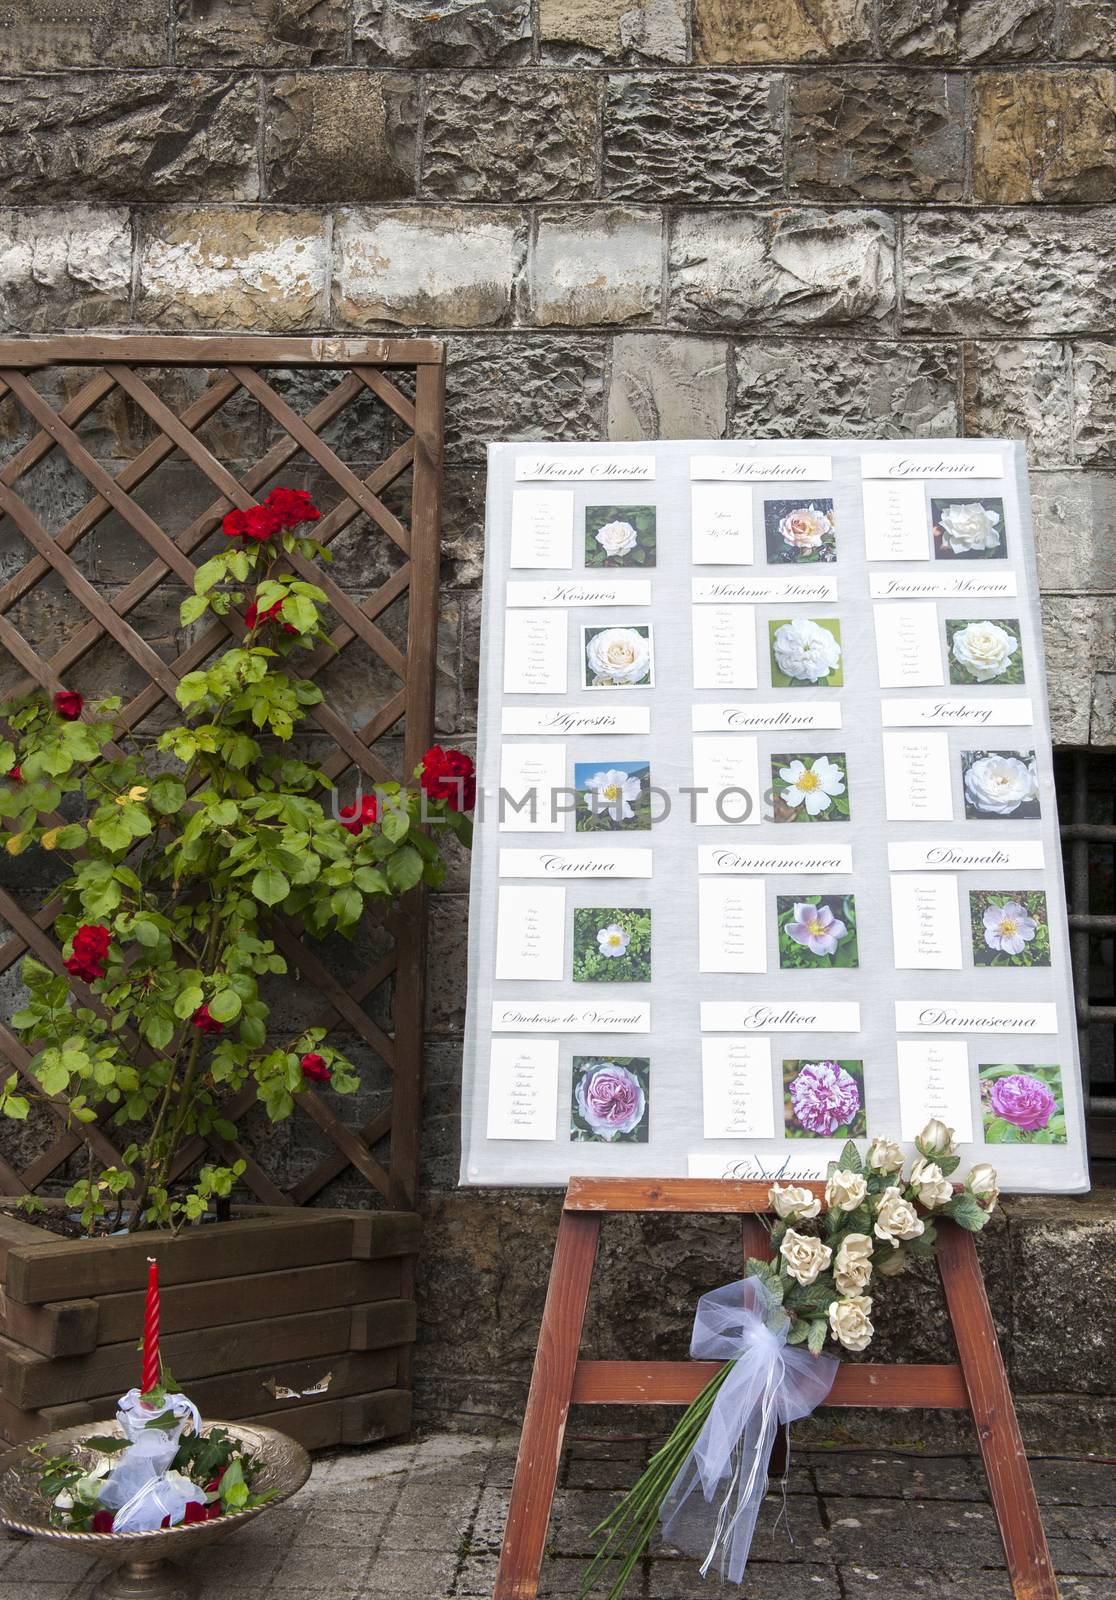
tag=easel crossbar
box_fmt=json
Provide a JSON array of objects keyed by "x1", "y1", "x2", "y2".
[{"x1": 571, "y1": 1360, "x2": 969, "y2": 1408}]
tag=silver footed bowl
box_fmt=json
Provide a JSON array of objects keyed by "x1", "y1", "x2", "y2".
[{"x1": 0, "y1": 1418, "x2": 311, "y2": 1600}]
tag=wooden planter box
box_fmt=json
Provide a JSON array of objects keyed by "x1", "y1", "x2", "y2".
[{"x1": 0, "y1": 1205, "x2": 419, "y2": 1451}]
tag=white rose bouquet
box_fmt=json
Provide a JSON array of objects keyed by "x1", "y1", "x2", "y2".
[{"x1": 582, "y1": 1125, "x2": 997, "y2": 1600}]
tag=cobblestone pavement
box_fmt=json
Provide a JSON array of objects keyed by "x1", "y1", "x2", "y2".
[{"x1": 2, "y1": 1431, "x2": 1113, "y2": 1599}]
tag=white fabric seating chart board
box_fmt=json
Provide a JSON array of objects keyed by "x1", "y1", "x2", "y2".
[{"x1": 460, "y1": 438, "x2": 1088, "y2": 1194}]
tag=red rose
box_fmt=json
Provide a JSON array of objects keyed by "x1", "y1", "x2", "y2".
[
  {"x1": 245, "y1": 598, "x2": 297, "y2": 636},
  {"x1": 300, "y1": 1052, "x2": 331, "y2": 1083},
  {"x1": 339, "y1": 792, "x2": 379, "y2": 836},
  {"x1": 192, "y1": 1004, "x2": 224, "y2": 1035},
  {"x1": 222, "y1": 504, "x2": 281, "y2": 543},
  {"x1": 53, "y1": 690, "x2": 83, "y2": 720},
  {"x1": 265, "y1": 487, "x2": 321, "y2": 528},
  {"x1": 91, "y1": 1511, "x2": 115, "y2": 1533},
  {"x1": 64, "y1": 923, "x2": 111, "y2": 982},
  {"x1": 180, "y1": 1500, "x2": 210, "y2": 1526},
  {"x1": 6, "y1": 765, "x2": 20, "y2": 784},
  {"x1": 420, "y1": 746, "x2": 476, "y2": 812}
]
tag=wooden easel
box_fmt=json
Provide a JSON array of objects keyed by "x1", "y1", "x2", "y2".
[{"x1": 494, "y1": 1178, "x2": 1057, "y2": 1600}]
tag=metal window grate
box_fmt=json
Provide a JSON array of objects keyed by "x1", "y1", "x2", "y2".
[{"x1": 1056, "y1": 749, "x2": 1116, "y2": 1183}]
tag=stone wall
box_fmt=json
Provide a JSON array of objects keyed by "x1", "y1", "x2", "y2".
[{"x1": 2, "y1": 0, "x2": 1116, "y2": 1447}]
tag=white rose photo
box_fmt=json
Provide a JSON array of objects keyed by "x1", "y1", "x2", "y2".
[
  {"x1": 763, "y1": 496, "x2": 837, "y2": 565},
  {"x1": 769, "y1": 616, "x2": 844, "y2": 687},
  {"x1": 947, "y1": 617, "x2": 1024, "y2": 685},
  {"x1": 582, "y1": 624, "x2": 654, "y2": 688},
  {"x1": 962, "y1": 748, "x2": 1041, "y2": 820},
  {"x1": 584, "y1": 504, "x2": 656, "y2": 568},
  {"x1": 931, "y1": 496, "x2": 1007, "y2": 560}
]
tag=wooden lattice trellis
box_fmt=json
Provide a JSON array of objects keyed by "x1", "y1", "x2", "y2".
[{"x1": 0, "y1": 334, "x2": 446, "y2": 1216}]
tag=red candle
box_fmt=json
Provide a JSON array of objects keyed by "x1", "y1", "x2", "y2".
[{"x1": 140, "y1": 1257, "x2": 161, "y2": 1397}]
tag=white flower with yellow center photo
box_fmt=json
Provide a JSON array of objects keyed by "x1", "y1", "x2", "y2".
[
  {"x1": 775, "y1": 753, "x2": 847, "y2": 820},
  {"x1": 583, "y1": 768, "x2": 642, "y2": 823}
]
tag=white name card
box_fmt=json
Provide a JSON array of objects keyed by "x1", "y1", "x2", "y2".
[
  {"x1": 692, "y1": 576, "x2": 838, "y2": 604},
  {"x1": 515, "y1": 455, "x2": 655, "y2": 481},
  {"x1": 503, "y1": 611, "x2": 567, "y2": 694},
  {"x1": 699, "y1": 844, "x2": 853, "y2": 874},
  {"x1": 486, "y1": 1039, "x2": 559, "y2": 1141},
  {"x1": 861, "y1": 453, "x2": 1005, "y2": 480},
  {"x1": 501, "y1": 706, "x2": 650, "y2": 736},
  {"x1": 896, "y1": 1039, "x2": 973, "y2": 1144},
  {"x1": 499, "y1": 848, "x2": 654, "y2": 879},
  {"x1": 888, "y1": 840, "x2": 1045, "y2": 872},
  {"x1": 862, "y1": 480, "x2": 929, "y2": 562},
  {"x1": 894, "y1": 1001, "x2": 1059, "y2": 1034},
  {"x1": 509, "y1": 490, "x2": 574, "y2": 569},
  {"x1": 870, "y1": 572, "x2": 1019, "y2": 600},
  {"x1": 692, "y1": 702, "x2": 841, "y2": 733},
  {"x1": 491, "y1": 1001, "x2": 651, "y2": 1033},
  {"x1": 701, "y1": 1001, "x2": 861, "y2": 1033},
  {"x1": 881, "y1": 697, "x2": 1034, "y2": 729},
  {"x1": 691, "y1": 454, "x2": 832, "y2": 482},
  {"x1": 702, "y1": 1037, "x2": 775, "y2": 1139},
  {"x1": 506, "y1": 579, "x2": 652, "y2": 608},
  {"x1": 691, "y1": 484, "x2": 753, "y2": 565}
]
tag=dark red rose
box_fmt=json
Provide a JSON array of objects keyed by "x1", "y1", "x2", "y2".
[
  {"x1": 91, "y1": 1511, "x2": 115, "y2": 1533},
  {"x1": 245, "y1": 598, "x2": 297, "y2": 636},
  {"x1": 64, "y1": 923, "x2": 111, "y2": 982},
  {"x1": 339, "y1": 792, "x2": 379, "y2": 836},
  {"x1": 53, "y1": 691, "x2": 84, "y2": 721},
  {"x1": 265, "y1": 487, "x2": 321, "y2": 528},
  {"x1": 6, "y1": 765, "x2": 21, "y2": 784},
  {"x1": 300, "y1": 1052, "x2": 331, "y2": 1083},
  {"x1": 222, "y1": 504, "x2": 282, "y2": 543},
  {"x1": 180, "y1": 1500, "x2": 210, "y2": 1526},
  {"x1": 192, "y1": 1004, "x2": 224, "y2": 1035},
  {"x1": 420, "y1": 746, "x2": 476, "y2": 812}
]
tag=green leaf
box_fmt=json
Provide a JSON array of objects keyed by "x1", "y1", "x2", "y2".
[
  {"x1": 251, "y1": 868, "x2": 290, "y2": 907},
  {"x1": 330, "y1": 887, "x2": 362, "y2": 926},
  {"x1": 176, "y1": 671, "x2": 211, "y2": 707},
  {"x1": 132, "y1": 919, "x2": 160, "y2": 948},
  {"x1": 837, "y1": 1139, "x2": 863, "y2": 1175},
  {"x1": 143, "y1": 1014, "x2": 174, "y2": 1050},
  {"x1": 353, "y1": 865, "x2": 389, "y2": 895},
  {"x1": 179, "y1": 594, "x2": 210, "y2": 626},
  {"x1": 207, "y1": 990, "x2": 242, "y2": 1024},
  {"x1": 807, "y1": 1318, "x2": 829, "y2": 1355},
  {"x1": 193, "y1": 557, "x2": 225, "y2": 596},
  {"x1": 173, "y1": 986, "x2": 204, "y2": 1020},
  {"x1": 386, "y1": 845, "x2": 423, "y2": 894},
  {"x1": 380, "y1": 806, "x2": 409, "y2": 844},
  {"x1": 785, "y1": 1319, "x2": 810, "y2": 1346}
]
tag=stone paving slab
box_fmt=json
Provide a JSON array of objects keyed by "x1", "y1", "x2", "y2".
[{"x1": 0, "y1": 1431, "x2": 1111, "y2": 1600}]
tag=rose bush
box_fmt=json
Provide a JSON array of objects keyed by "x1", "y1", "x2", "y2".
[{"x1": 0, "y1": 488, "x2": 473, "y2": 1232}]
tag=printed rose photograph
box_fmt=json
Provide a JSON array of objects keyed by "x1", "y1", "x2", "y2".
[
  {"x1": 970, "y1": 889, "x2": 1051, "y2": 967},
  {"x1": 572, "y1": 907, "x2": 651, "y2": 983},
  {"x1": 947, "y1": 618, "x2": 1024, "y2": 685},
  {"x1": 931, "y1": 497, "x2": 1007, "y2": 560},
  {"x1": 583, "y1": 624, "x2": 653, "y2": 689},
  {"x1": 783, "y1": 1058, "x2": 866, "y2": 1140},
  {"x1": 571, "y1": 1056, "x2": 650, "y2": 1143},
  {"x1": 575, "y1": 760, "x2": 652, "y2": 832},
  {"x1": 979, "y1": 1063, "x2": 1066, "y2": 1145},
  {"x1": 776, "y1": 894, "x2": 858, "y2": 969},
  {"x1": 771, "y1": 752, "x2": 849, "y2": 824},
  {"x1": 769, "y1": 617, "x2": 843, "y2": 688},
  {"x1": 962, "y1": 749, "x2": 1041, "y2": 820},
  {"x1": 763, "y1": 498, "x2": 836, "y2": 565},
  {"x1": 585, "y1": 504, "x2": 656, "y2": 568}
]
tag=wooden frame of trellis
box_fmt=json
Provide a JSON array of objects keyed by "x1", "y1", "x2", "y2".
[{"x1": 0, "y1": 333, "x2": 446, "y2": 1222}]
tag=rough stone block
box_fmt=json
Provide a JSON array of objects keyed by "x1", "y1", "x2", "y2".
[
  {"x1": 973, "y1": 70, "x2": 1116, "y2": 204},
  {"x1": 0, "y1": 0, "x2": 166, "y2": 67},
  {"x1": 0, "y1": 72, "x2": 258, "y2": 202},
  {"x1": 607, "y1": 333, "x2": 729, "y2": 439},
  {"x1": 332, "y1": 206, "x2": 525, "y2": 329},
  {"x1": 694, "y1": 0, "x2": 872, "y2": 63},
  {"x1": 0, "y1": 206, "x2": 130, "y2": 332},
  {"x1": 731, "y1": 339, "x2": 959, "y2": 438},
  {"x1": 531, "y1": 206, "x2": 661, "y2": 328},
  {"x1": 962, "y1": 340, "x2": 1072, "y2": 468},
  {"x1": 175, "y1": 0, "x2": 348, "y2": 63},
  {"x1": 422, "y1": 72, "x2": 599, "y2": 201},
  {"x1": 1072, "y1": 340, "x2": 1116, "y2": 465},
  {"x1": 1040, "y1": 596, "x2": 1113, "y2": 745},
  {"x1": 137, "y1": 209, "x2": 329, "y2": 330},
  {"x1": 603, "y1": 72, "x2": 783, "y2": 202},
  {"x1": 670, "y1": 208, "x2": 896, "y2": 332},
  {"x1": 1063, "y1": 0, "x2": 1116, "y2": 59},
  {"x1": 788, "y1": 70, "x2": 965, "y2": 201},
  {"x1": 1009, "y1": 1197, "x2": 1116, "y2": 1395},
  {"x1": 1030, "y1": 471, "x2": 1116, "y2": 593},
  {"x1": 538, "y1": 0, "x2": 687, "y2": 63},
  {"x1": 902, "y1": 211, "x2": 1116, "y2": 335},
  {"x1": 352, "y1": 0, "x2": 532, "y2": 66},
  {"x1": 443, "y1": 334, "x2": 605, "y2": 465},
  {"x1": 879, "y1": 0, "x2": 1056, "y2": 59},
  {"x1": 264, "y1": 71, "x2": 417, "y2": 202}
]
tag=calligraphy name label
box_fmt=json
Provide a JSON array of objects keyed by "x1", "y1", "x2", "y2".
[
  {"x1": 888, "y1": 840, "x2": 1045, "y2": 872},
  {"x1": 692, "y1": 701, "x2": 841, "y2": 733},
  {"x1": 869, "y1": 572, "x2": 1019, "y2": 600},
  {"x1": 690, "y1": 454, "x2": 832, "y2": 482},
  {"x1": 699, "y1": 844, "x2": 853, "y2": 874},
  {"x1": 700, "y1": 1001, "x2": 862, "y2": 1033},
  {"x1": 491, "y1": 1001, "x2": 651, "y2": 1033},
  {"x1": 501, "y1": 706, "x2": 651, "y2": 735},
  {"x1": 499, "y1": 848, "x2": 654, "y2": 878},
  {"x1": 515, "y1": 455, "x2": 655, "y2": 481},
  {"x1": 689, "y1": 1154, "x2": 829, "y2": 1180},
  {"x1": 894, "y1": 1001, "x2": 1058, "y2": 1033},
  {"x1": 861, "y1": 453, "x2": 1005, "y2": 480},
  {"x1": 880, "y1": 697, "x2": 1033, "y2": 728},
  {"x1": 507, "y1": 578, "x2": 652, "y2": 608},
  {"x1": 692, "y1": 576, "x2": 838, "y2": 604}
]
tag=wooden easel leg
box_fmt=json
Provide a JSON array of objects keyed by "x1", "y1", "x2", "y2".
[
  {"x1": 937, "y1": 1220, "x2": 1059, "y2": 1600},
  {"x1": 495, "y1": 1208, "x2": 602, "y2": 1600}
]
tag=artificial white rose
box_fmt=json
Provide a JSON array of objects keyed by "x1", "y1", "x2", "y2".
[
  {"x1": 828, "y1": 1294, "x2": 875, "y2": 1353},
  {"x1": 967, "y1": 1162, "x2": 1000, "y2": 1213},
  {"x1": 909, "y1": 1156, "x2": 954, "y2": 1210},
  {"x1": 916, "y1": 1118, "x2": 957, "y2": 1158},
  {"x1": 771, "y1": 618, "x2": 842, "y2": 684},
  {"x1": 866, "y1": 1137, "x2": 904, "y2": 1175},
  {"x1": 595, "y1": 519, "x2": 639, "y2": 559},
  {"x1": 937, "y1": 501, "x2": 1003, "y2": 556},
  {"x1": 770, "y1": 1182, "x2": 822, "y2": 1221},
  {"x1": 779, "y1": 1227, "x2": 833, "y2": 1286},
  {"x1": 950, "y1": 620, "x2": 1018, "y2": 682},
  {"x1": 833, "y1": 1232, "x2": 873, "y2": 1295},
  {"x1": 963, "y1": 753, "x2": 1038, "y2": 817},
  {"x1": 875, "y1": 1247, "x2": 908, "y2": 1278},
  {"x1": 825, "y1": 1170, "x2": 867, "y2": 1212},
  {"x1": 585, "y1": 626, "x2": 651, "y2": 686},
  {"x1": 873, "y1": 1186, "x2": 925, "y2": 1245}
]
